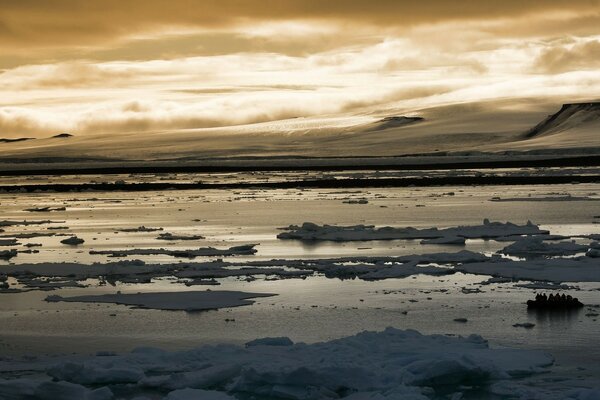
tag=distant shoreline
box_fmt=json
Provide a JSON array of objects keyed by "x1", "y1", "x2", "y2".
[
  {"x1": 1, "y1": 153, "x2": 600, "y2": 176},
  {"x1": 1, "y1": 174, "x2": 599, "y2": 193}
]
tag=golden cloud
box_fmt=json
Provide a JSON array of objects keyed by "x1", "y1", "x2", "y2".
[{"x1": 1, "y1": 0, "x2": 598, "y2": 49}]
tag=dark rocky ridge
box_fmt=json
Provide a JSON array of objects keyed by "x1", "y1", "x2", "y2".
[
  {"x1": 0, "y1": 138, "x2": 33, "y2": 143},
  {"x1": 525, "y1": 102, "x2": 600, "y2": 138},
  {"x1": 52, "y1": 133, "x2": 73, "y2": 138},
  {"x1": 369, "y1": 116, "x2": 424, "y2": 131}
]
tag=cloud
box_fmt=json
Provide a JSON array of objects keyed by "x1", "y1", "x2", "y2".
[
  {"x1": 533, "y1": 38, "x2": 600, "y2": 73},
  {"x1": 1, "y1": 0, "x2": 597, "y2": 50},
  {"x1": 0, "y1": 108, "x2": 60, "y2": 136},
  {"x1": 0, "y1": 62, "x2": 137, "y2": 89}
]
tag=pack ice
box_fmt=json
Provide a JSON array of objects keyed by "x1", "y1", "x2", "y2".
[{"x1": 0, "y1": 328, "x2": 562, "y2": 400}]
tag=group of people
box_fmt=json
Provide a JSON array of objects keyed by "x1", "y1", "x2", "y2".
[{"x1": 527, "y1": 292, "x2": 583, "y2": 309}]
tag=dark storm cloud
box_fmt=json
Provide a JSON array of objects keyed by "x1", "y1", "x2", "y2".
[{"x1": 1, "y1": 0, "x2": 598, "y2": 48}]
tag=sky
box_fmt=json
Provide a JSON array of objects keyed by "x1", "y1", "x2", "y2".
[{"x1": 1, "y1": 0, "x2": 600, "y2": 138}]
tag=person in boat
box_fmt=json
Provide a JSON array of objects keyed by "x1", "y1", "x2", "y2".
[{"x1": 528, "y1": 292, "x2": 583, "y2": 308}]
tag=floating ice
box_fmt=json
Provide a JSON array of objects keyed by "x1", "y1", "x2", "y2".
[
  {"x1": 456, "y1": 257, "x2": 600, "y2": 283},
  {"x1": 89, "y1": 244, "x2": 257, "y2": 258},
  {"x1": 24, "y1": 206, "x2": 67, "y2": 212},
  {"x1": 60, "y1": 236, "x2": 85, "y2": 246},
  {"x1": 0, "y1": 328, "x2": 556, "y2": 399},
  {"x1": 45, "y1": 290, "x2": 276, "y2": 311},
  {"x1": 0, "y1": 238, "x2": 19, "y2": 246},
  {"x1": 0, "y1": 249, "x2": 18, "y2": 259},
  {"x1": 278, "y1": 220, "x2": 547, "y2": 241},
  {"x1": 0, "y1": 220, "x2": 64, "y2": 227},
  {"x1": 157, "y1": 233, "x2": 205, "y2": 241},
  {"x1": 490, "y1": 196, "x2": 596, "y2": 202},
  {"x1": 500, "y1": 237, "x2": 588, "y2": 257},
  {"x1": 117, "y1": 226, "x2": 164, "y2": 232}
]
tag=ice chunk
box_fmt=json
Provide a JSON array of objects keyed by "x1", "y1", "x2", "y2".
[
  {"x1": 89, "y1": 244, "x2": 257, "y2": 258},
  {"x1": 157, "y1": 232, "x2": 205, "y2": 241},
  {"x1": 60, "y1": 236, "x2": 85, "y2": 246}
]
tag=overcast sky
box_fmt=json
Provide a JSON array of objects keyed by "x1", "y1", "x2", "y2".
[{"x1": 1, "y1": 0, "x2": 599, "y2": 137}]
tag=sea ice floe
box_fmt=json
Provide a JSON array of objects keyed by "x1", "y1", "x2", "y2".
[
  {"x1": 500, "y1": 237, "x2": 589, "y2": 257},
  {"x1": 0, "y1": 249, "x2": 18, "y2": 259},
  {"x1": 0, "y1": 238, "x2": 20, "y2": 246},
  {"x1": 24, "y1": 206, "x2": 67, "y2": 212},
  {"x1": 0, "y1": 328, "x2": 558, "y2": 400},
  {"x1": 278, "y1": 220, "x2": 547, "y2": 242},
  {"x1": 45, "y1": 290, "x2": 276, "y2": 311},
  {"x1": 60, "y1": 236, "x2": 85, "y2": 246},
  {"x1": 456, "y1": 257, "x2": 600, "y2": 283},
  {"x1": 0, "y1": 220, "x2": 64, "y2": 227},
  {"x1": 117, "y1": 226, "x2": 164, "y2": 232},
  {"x1": 490, "y1": 196, "x2": 596, "y2": 202},
  {"x1": 156, "y1": 233, "x2": 205, "y2": 241},
  {"x1": 89, "y1": 244, "x2": 257, "y2": 258}
]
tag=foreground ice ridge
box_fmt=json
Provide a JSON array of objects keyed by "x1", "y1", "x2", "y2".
[
  {"x1": 0, "y1": 327, "x2": 560, "y2": 400},
  {"x1": 277, "y1": 219, "x2": 548, "y2": 242}
]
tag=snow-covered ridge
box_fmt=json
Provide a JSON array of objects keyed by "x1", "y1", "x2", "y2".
[{"x1": 525, "y1": 102, "x2": 600, "y2": 138}]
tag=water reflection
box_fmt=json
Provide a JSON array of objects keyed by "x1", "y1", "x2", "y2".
[{"x1": 529, "y1": 307, "x2": 582, "y2": 325}]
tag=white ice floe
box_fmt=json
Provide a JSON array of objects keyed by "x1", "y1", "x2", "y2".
[
  {"x1": 2, "y1": 248, "x2": 595, "y2": 289},
  {"x1": 278, "y1": 220, "x2": 547, "y2": 241},
  {"x1": 0, "y1": 251, "x2": 487, "y2": 289},
  {"x1": 586, "y1": 242, "x2": 600, "y2": 258},
  {"x1": 514, "y1": 281, "x2": 577, "y2": 290},
  {"x1": 117, "y1": 226, "x2": 164, "y2": 232},
  {"x1": 490, "y1": 196, "x2": 596, "y2": 202},
  {"x1": 0, "y1": 249, "x2": 18, "y2": 259},
  {"x1": 342, "y1": 199, "x2": 369, "y2": 204},
  {"x1": 500, "y1": 237, "x2": 589, "y2": 257},
  {"x1": 244, "y1": 251, "x2": 487, "y2": 280},
  {"x1": 0, "y1": 220, "x2": 63, "y2": 227},
  {"x1": 89, "y1": 244, "x2": 257, "y2": 258},
  {"x1": 45, "y1": 290, "x2": 275, "y2": 311},
  {"x1": 0, "y1": 327, "x2": 557, "y2": 400},
  {"x1": 60, "y1": 236, "x2": 85, "y2": 246},
  {"x1": 0, "y1": 238, "x2": 19, "y2": 246},
  {"x1": 456, "y1": 257, "x2": 600, "y2": 283},
  {"x1": 156, "y1": 233, "x2": 205, "y2": 241},
  {"x1": 24, "y1": 206, "x2": 67, "y2": 212}
]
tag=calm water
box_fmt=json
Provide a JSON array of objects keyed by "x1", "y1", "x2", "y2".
[{"x1": 0, "y1": 182, "x2": 599, "y2": 382}]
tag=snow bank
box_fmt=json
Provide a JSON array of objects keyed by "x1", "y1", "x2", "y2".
[
  {"x1": 278, "y1": 220, "x2": 547, "y2": 242},
  {"x1": 0, "y1": 328, "x2": 556, "y2": 400},
  {"x1": 46, "y1": 290, "x2": 276, "y2": 311}
]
